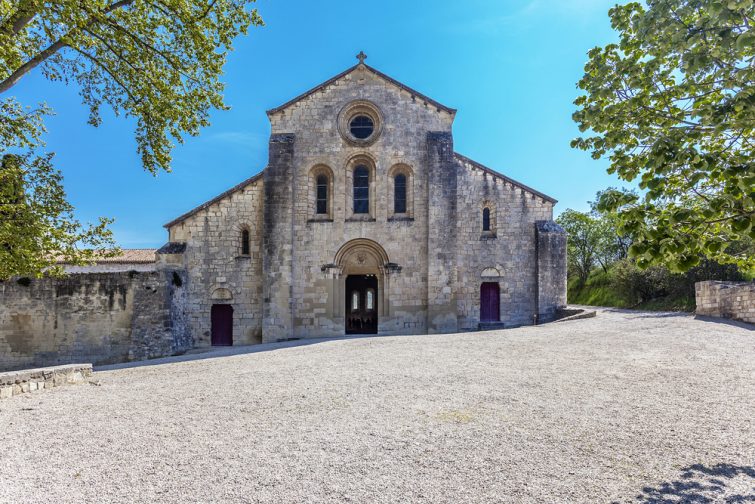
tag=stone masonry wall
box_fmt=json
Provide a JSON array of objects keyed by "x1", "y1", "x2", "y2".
[
  {"x1": 0, "y1": 272, "x2": 189, "y2": 372},
  {"x1": 167, "y1": 177, "x2": 265, "y2": 347},
  {"x1": 455, "y1": 157, "x2": 555, "y2": 329},
  {"x1": 695, "y1": 281, "x2": 755, "y2": 324},
  {"x1": 268, "y1": 64, "x2": 454, "y2": 339},
  {"x1": 536, "y1": 220, "x2": 568, "y2": 322}
]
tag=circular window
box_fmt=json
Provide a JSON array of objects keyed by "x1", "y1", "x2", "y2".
[
  {"x1": 350, "y1": 115, "x2": 374, "y2": 139},
  {"x1": 338, "y1": 101, "x2": 383, "y2": 146}
]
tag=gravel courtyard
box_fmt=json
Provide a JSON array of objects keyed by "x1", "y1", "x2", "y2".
[{"x1": 1, "y1": 309, "x2": 754, "y2": 503}]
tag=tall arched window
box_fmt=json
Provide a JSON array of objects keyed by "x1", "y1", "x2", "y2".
[
  {"x1": 394, "y1": 174, "x2": 407, "y2": 214},
  {"x1": 316, "y1": 175, "x2": 328, "y2": 214},
  {"x1": 353, "y1": 165, "x2": 370, "y2": 214},
  {"x1": 241, "y1": 228, "x2": 250, "y2": 255},
  {"x1": 482, "y1": 208, "x2": 491, "y2": 232}
]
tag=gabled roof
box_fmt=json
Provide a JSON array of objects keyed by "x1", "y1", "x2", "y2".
[
  {"x1": 163, "y1": 171, "x2": 265, "y2": 228},
  {"x1": 266, "y1": 62, "x2": 456, "y2": 116},
  {"x1": 454, "y1": 153, "x2": 558, "y2": 204}
]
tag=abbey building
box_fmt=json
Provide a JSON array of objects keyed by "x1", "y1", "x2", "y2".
[{"x1": 158, "y1": 53, "x2": 567, "y2": 346}]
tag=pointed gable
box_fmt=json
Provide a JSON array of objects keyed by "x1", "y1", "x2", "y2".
[{"x1": 266, "y1": 62, "x2": 456, "y2": 118}]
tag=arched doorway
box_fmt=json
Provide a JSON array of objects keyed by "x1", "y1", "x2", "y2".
[
  {"x1": 334, "y1": 238, "x2": 390, "y2": 335},
  {"x1": 346, "y1": 274, "x2": 378, "y2": 334}
]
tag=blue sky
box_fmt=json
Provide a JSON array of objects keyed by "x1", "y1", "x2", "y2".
[{"x1": 11, "y1": 0, "x2": 626, "y2": 248}]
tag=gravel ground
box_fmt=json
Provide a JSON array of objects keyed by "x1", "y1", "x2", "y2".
[{"x1": 1, "y1": 308, "x2": 754, "y2": 503}]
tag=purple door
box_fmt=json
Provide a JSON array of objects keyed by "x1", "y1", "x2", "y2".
[
  {"x1": 480, "y1": 282, "x2": 500, "y2": 322},
  {"x1": 211, "y1": 304, "x2": 233, "y2": 346}
]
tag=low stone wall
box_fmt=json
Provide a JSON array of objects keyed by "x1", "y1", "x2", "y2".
[
  {"x1": 695, "y1": 281, "x2": 755, "y2": 324},
  {"x1": 0, "y1": 270, "x2": 190, "y2": 371},
  {"x1": 0, "y1": 364, "x2": 92, "y2": 399}
]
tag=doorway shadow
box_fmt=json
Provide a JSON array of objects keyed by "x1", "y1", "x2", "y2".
[{"x1": 619, "y1": 463, "x2": 755, "y2": 503}]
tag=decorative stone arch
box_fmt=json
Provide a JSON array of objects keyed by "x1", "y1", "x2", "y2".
[
  {"x1": 481, "y1": 266, "x2": 504, "y2": 281},
  {"x1": 331, "y1": 238, "x2": 392, "y2": 320},
  {"x1": 387, "y1": 163, "x2": 414, "y2": 219},
  {"x1": 479, "y1": 199, "x2": 497, "y2": 237},
  {"x1": 345, "y1": 153, "x2": 377, "y2": 220},
  {"x1": 210, "y1": 287, "x2": 234, "y2": 301},
  {"x1": 308, "y1": 164, "x2": 334, "y2": 220}
]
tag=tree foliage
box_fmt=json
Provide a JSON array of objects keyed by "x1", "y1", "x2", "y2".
[
  {"x1": 572, "y1": 0, "x2": 755, "y2": 272},
  {"x1": 1, "y1": 0, "x2": 263, "y2": 173},
  {"x1": 0, "y1": 0, "x2": 262, "y2": 277},
  {"x1": 0, "y1": 153, "x2": 115, "y2": 280},
  {"x1": 556, "y1": 209, "x2": 613, "y2": 286}
]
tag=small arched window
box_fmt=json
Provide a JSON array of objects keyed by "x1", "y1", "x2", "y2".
[
  {"x1": 316, "y1": 175, "x2": 328, "y2": 214},
  {"x1": 482, "y1": 208, "x2": 491, "y2": 232},
  {"x1": 353, "y1": 165, "x2": 369, "y2": 214},
  {"x1": 241, "y1": 228, "x2": 250, "y2": 255},
  {"x1": 394, "y1": 174, "x2": 407, "y2": 214},
  {"x1": 351, "y1": 291, "x2": 360, "y2": 311}
]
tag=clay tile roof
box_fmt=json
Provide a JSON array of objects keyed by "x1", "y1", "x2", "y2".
[
  {"x1": 266, "y1": 63, "x2": 456, "y2": 116},
  {"x1": 454, "y1": 152, "x2": 558, "y2": 204},
  {"x1": 163, "y1": 171, "x2": 265, "y2": 229},
  {"x1": 56, "y1": 249, "x2": 157, "y2": 264}
]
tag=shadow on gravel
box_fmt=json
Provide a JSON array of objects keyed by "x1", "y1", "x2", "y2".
[
  {"x1": 693, "y1": 315, "x2": 755, "y2": 331},
  {"x1": 621, "y1": 463, "x2": 755, "y2": 503}
]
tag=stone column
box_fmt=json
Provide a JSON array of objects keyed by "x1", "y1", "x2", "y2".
[
  {"x1": 535, "y1": 220, "x2": 567, "y2": 322},
  {"x1": 426, "y1": 131, "x2": 459, "y2": 333},
  {"x1": 262, "y1": 133, "x2": 295, "y2": 342}
]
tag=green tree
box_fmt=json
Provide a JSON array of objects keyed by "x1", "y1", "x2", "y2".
[
  {"x1": 556, "y1": 209, "x2": 608, "y2": 286},
  {"x1": 572, "y1": 0, "x2": 755, "y2": 272},
  {"x1": 0, "y1": 153, "x2": 114, "y2": 280},
  {"x1": 590, "y1": 188, "x2": 636, "y2": 264},
  {"x1": 1, "y1": 0, "x2": 263, "y2": 173},
  {"x1": 1, "y1": 0, "x2": 263, "y2": 277}
]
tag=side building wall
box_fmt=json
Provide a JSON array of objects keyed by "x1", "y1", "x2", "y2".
[
  {"x1": 455, "y1": 157, "x2": 555, "y2": 329},
  {"x1": 166, "y1": 177, "x2": 265, "y2": 347},
  {"x1": 0, "y1": 271, "x2": 189, "y2": 372}
]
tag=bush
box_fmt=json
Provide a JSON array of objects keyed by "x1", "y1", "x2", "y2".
[{"x1": 611, "y1": 259, "x2": 672, "y2": 305}]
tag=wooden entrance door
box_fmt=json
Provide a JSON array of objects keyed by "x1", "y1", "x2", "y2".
[
  {"x1": 480, "y1": 282, "x2": 500, "y2": 322},
  {"x1": 345, "y1": 275, "x2": 378, "y2": 334},
  {"x1": 211, "y1": 304, "x2": 233, "y2": 346}
]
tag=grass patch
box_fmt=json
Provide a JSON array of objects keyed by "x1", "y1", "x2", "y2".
[{"x1": 568, "y1": 268, "x2": 695, "y2": 312}]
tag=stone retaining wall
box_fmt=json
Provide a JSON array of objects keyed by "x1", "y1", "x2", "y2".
[
  {"x1": 0, "y1": 364, "x2": 92, "y2": 399},
  {"x1": 695, "y1": 281, "x2": 755, "y2": 324},
  {"x1": 0, "y1": 271, "x2": 190, "y2": 371}
]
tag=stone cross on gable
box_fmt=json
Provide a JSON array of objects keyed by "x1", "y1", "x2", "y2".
[{"x1": 356, "y1": 51, "x2": 367, "y2": 64}]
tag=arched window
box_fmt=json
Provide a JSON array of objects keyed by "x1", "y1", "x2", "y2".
[
  {"x1": 316, "y1": 175, "x2": 328, "y2": 214},
  {"x1": 394, "y1": 174, "x2": 407, "y2": 214},
  {"x1": 482, "y1": 208, "x2": 491, "y2": 232},
  {"x1": 353, "y1": 165, "x2": 369, "y2": 214},
  {"x1": 351, "y1": 291, "x2": 360, "y2": 311},
  {"x1": 366, "y1": 289, "x2": 375, "y2": 311},
  {"x1": 241, "y1": 228, "x2": 250, "y2": 255}
]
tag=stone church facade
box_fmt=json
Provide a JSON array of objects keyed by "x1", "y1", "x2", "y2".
[{"x1": 158, "y1": 54, "x2": 567, "y2": 347}]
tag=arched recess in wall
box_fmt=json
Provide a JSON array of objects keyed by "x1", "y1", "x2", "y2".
[
  {"x1": 236, "y1": 223, "x2": 251, "y2": 256},
  {"x1": 333, "y1": 238, "x2": 391, "y2": 318},
  {"x1": 211, "y1": 287, "x2": 234, "y2": 301},
  {"x1": 479, "y1": 200, "x2": 497, "y2": 236},
  {"x1": 345, "y1": 153, "x2": 377, "y2": 219},
  {"x1": 388, "y1": 163, "x2": 414, "y2": 218},
  {"x1": 309, "y1": 164, "x2": 334, "y2": 219}
]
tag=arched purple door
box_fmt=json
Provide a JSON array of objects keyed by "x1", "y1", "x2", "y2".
[
  {"x1": 211, "y1": 304, "x2": 233, "y2": 346},
  {"x1": 480, "y1": 282, "x2": 500, "y2": 322}
]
